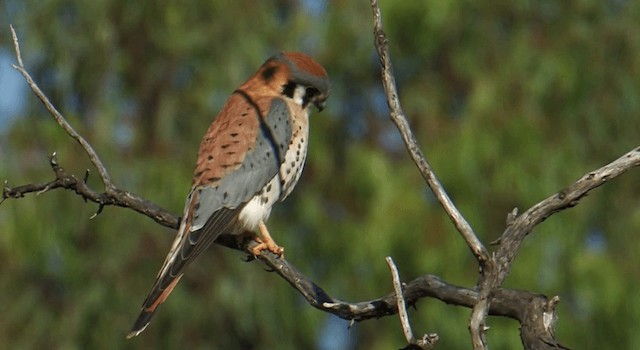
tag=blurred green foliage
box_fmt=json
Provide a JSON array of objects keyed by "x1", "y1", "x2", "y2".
[{"x1": 1, "y1": 0, "x2": 639, "y2": 349}]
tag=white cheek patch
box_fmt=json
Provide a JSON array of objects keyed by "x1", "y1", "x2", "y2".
[{"x1": 292, "y1": 85, "x2": 307, "y2": 107}]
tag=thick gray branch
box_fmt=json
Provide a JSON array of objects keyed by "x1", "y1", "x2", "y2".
[{"x1": 495, "y1": 147, "x2": 640, "y2": 288}]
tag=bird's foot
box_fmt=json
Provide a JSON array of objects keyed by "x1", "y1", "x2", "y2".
[
  {"x1": 250, "y1": 221, "x2": 285, "y2": 257},
  {"x1": 250, "y1": 239, "x2": 284, "y2": 257}
]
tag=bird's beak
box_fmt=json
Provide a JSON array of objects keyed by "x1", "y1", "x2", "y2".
[{"x1": 314, "y1": 96, "x2": 327, "y2": 111}]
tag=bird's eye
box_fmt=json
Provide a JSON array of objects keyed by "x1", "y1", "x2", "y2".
[{"x1": 306, "y1": 87, "x2": 320, "y2": 98}]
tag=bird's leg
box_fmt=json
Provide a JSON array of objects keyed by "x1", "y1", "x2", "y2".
[{"x1": 250, "y1": 221, "x2": 284, "y2": 257}]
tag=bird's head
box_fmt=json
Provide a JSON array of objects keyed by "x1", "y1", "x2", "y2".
[{"x1": 256, "y1": 52, "x2": 330, "y2": 111}]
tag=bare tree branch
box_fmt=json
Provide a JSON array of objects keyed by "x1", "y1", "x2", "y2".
[
  {"x1": 369, "y1": 1, "x2": 492, "y2": 348},
  {"x1": 386, "y1": 256, "x2": 438, "y2": 350},
  {"x1": 255, "y1": 251, "x2": 563, "y2": 350},
  {"x1": 369, "y1": 0, "x2": 489, "y2": 268},
  {"x1": 2, "y1": 151, "x2": 180, "y2": 229},
  {"x1": 387, "y1": 256, "x2": 417, "y2": 344},
  {"x1": 495, "y1": 146, "x2": 640, "y2": 286},
  {"x1": 470, "y1": 147, "x2": 639, "y2": 350},
  {"x1": 10, "y1": 25, "x2": 115, "y2": 193}
]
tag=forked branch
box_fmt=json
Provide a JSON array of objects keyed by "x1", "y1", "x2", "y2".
[{"x1": 10, "y1": 25, "x2": 115, "y2": 192}]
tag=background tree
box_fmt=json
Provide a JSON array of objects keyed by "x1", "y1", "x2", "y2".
[{"x1": 1, "y1": 0, "x2": 639, "y2": 349}]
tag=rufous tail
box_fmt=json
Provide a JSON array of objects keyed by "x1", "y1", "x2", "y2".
[{"x1": 126, "y1": 274, "x2": 183, "y2": 338}]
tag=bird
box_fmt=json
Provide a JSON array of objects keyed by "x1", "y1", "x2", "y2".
[{"x1": 126, "y1": 52, "x2": 330, "y2": 338}]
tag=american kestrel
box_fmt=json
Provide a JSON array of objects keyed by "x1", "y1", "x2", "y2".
[{"x1": 127, "y1": 52, "x2": 329, "y2": 338}]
